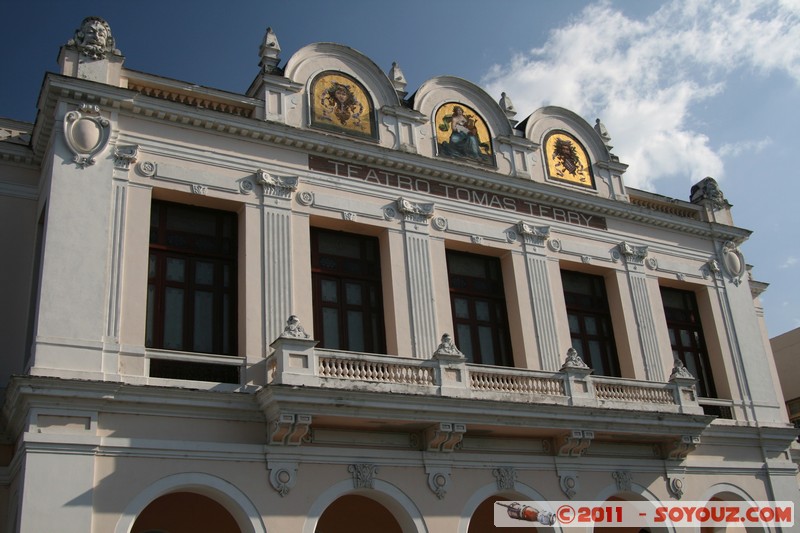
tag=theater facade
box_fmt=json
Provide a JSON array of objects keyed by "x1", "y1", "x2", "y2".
[{"x1": 0, "y1": 17, "x2": 796, "y2": 533}]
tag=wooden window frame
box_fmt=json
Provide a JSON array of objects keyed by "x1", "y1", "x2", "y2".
[
  {"x1": 147, "y1": 201, "x2": 238, "y2": 365},
  {"x1": 310, "y1": 228, "x2": 386, "y2": 354},
  {"x1": 561, "y1": 270, "x2": 621, "y2": 377},
  {"x1": 446, "y1": 250, "x2": 513, "y2": 367}
]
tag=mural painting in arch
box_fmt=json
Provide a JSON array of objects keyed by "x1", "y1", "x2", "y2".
[
  {"x1": 310, "y1": 72, "x2": 376, "y2": 140},
  {"x1": 544, "y1": 130, "x2": 595, "y2": 189},
  {"x1": 435, "y1": 102, "x2": 495, "y2": 166},
  {"x1": 315, "y1": 494, "x2": 402, "y2": 533}
]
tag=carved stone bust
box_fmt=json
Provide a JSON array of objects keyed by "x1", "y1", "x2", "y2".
[{"x1": 68, "y1": 17, "x2": 117, "y2": 60}]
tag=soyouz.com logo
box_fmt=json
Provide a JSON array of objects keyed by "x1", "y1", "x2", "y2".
[{"x1": 494, "y1": 500, "x2": 794, "y2": 528}]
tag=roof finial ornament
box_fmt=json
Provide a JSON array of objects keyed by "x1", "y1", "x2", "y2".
[
  {"x1": 594, "y1": 118, "x2": 612, "y2": 150},
  {"x1": 259, "y1": 27, "x2": 282, "y2": 74},
  {"x1": 388, "y1": 62, "x2": 408, "y2": 94},
  {"x1": 66, "y1": 16, "x2": 119, "y2": 60}
]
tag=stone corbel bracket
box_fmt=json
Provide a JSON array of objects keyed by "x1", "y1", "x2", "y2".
[
  {"x1": 558, "y1": 429, "x2": 594, "y2": 457},
  {"x1": 665, "y1": 435, "x2": 700, "y2": 461},
  {"x1": 424, "y1": 422, "x2": 466, "y2": 452},
  {"x1": 63, "y1": 104, "x2": 111, "y2": 167},
  {"x1": 268, "y1": 413, "x2": 312, "y2": 445}
]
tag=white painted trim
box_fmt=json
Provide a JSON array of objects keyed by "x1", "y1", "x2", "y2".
[
  {"x1": 302, "y1": 478, "x2": 428, "y2": 533},
  {"x1": 114, "y1": 472, "x2": 266, "y2": 533}
]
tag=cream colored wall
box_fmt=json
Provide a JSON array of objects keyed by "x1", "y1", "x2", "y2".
[{"x1": 772, "y1": 328, "x2": 800, "y2": 406}]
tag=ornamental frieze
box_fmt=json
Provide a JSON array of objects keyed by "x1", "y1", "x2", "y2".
[{"x1": 309, "y1": 155, "x2": 607, "y2": 230}]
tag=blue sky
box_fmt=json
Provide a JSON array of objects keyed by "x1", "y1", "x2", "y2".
[{"x1": 2, "y1": 0, "x2": 798, "y2": 337}]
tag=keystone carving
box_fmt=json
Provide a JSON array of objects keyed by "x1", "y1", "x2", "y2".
[
  {"x1": 492, "y1": 467, "x2": 517, "y2": 490},
  {"x1": 613, "y1": 470, "x2": 633, "y2": 492},
  {"x1": 268, "y1": 413, "x2": 312, "y2": 445},
  {"x1": 349, "y1": 463, "x2": 378, "y2": 489},
  {"x1": 667, "y1": 472, "x2": 686, "y2": 499}
]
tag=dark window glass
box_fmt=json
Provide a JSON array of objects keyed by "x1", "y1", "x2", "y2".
[
  {"x1": 147, "y1": 201, "x2": 238, "y2": 369},
  {"x1": 311, "y1": 229, "x2": 385, "y2": 353},
  {"x1": 661, "y1": 287, "x2": 716, "y2": 398},
  {"x1": 561, "y1": 270, "x2": 620, "y2": 377},
  {"x1": 447, "y1": 251, "x2": 512, "y2": 366}
]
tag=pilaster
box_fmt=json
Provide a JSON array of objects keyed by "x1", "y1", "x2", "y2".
[
  {"x1": 518, "y1": 223, "x2": 561, "y2": 371},
  {"x1": 616, "y1": 241, "x2": 664, "y2": 382},
  {"x1": 397, "y1": 198, "x2": 438, "y2": 357},
  {"x1": 260, "y1": 171, "x2": 297, "y2": 344}
]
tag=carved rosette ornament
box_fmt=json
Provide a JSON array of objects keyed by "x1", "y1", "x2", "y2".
[
  {"x1": 255, "y1": 169, "x2": 298, "y2": 199},
  {"x1": 396, "y1": 197, "x2": 434, "y2": 224},
  {"x1": 720, "y1": 241, "x2": 746, "y2": 286},
  {"x1": 67, "y1": 16, "x2": 118, "y2": 60},
  {"x1": 63, "y1": 104, "x2": 110, "y2": 167},
  {"x1": 349, "y1": 464, "x2": 378, "y2": 489}
]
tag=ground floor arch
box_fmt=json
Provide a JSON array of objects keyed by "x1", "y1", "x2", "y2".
[
  {"x1": 303, "y1": 479, "x2": 427, "y2": 533},
  {"x1": 114, "y1": 473, "x2": 267, "y2": 533}
]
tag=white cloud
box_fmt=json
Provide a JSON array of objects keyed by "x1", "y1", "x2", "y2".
[
  {"x1": 482, "y1": 0, "x2": 800, "y2": 191},
  {"x1": 780, "y1": 257, "x2": 798, "y2": 269},
  {"x1": 718, "y1": 137, "x2": 773, "y2": 158}
]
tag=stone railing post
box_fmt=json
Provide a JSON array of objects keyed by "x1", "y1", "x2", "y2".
[
  {"x1": 432, "y1": 333, "x2": 471, "y2": 398},
  {"x1": 560, "y1": 348, "x2": 595, "y2": 407},
  {"x1": 268, "y1": 316, "x2": 319, "y2": 387},
  {"x1": 668, "y1": 359, "x2": 703, "y2": 415}
]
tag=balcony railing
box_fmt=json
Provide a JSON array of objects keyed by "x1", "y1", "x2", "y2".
[{"x1": 266, "y1": 336, "x2": 704, "y2": 416}]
